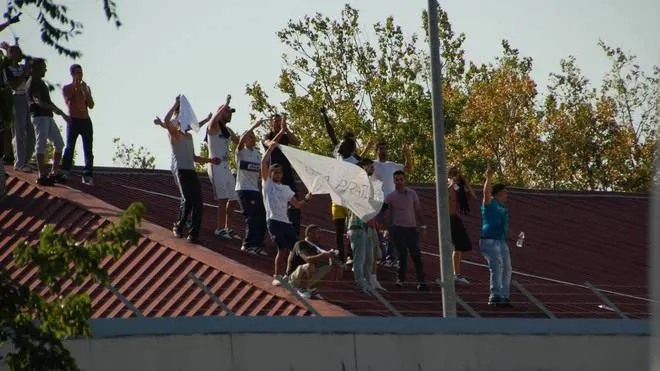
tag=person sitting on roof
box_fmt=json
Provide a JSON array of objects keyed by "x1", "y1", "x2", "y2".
[
  {"x1": 261, "y1": 121, "x2": 313, "y2": 287},
  {"x1": 154, "y1": 96, "x2": 219, "y2": 243},
  {"x1": 286, "y1": 224, "x2": 339, "y2": 299},
  {"x1": 480, "y1": 165, "x2": 513, "y2": 308}
]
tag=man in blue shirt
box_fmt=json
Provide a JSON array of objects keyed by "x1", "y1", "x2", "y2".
[{"x1": 480, "y1": 166, "x2": 512, "y2": 308}]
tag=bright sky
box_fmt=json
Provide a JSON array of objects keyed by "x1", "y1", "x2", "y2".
[{"x1": 2, "y1": 0, "x2": 658, "y2": 170}]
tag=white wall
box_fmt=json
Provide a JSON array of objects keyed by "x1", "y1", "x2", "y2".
[{"x1": 49, "y1": 333, "x2": 648, "y2": 371}]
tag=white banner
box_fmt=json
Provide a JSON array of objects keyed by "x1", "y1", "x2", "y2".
[{"x1": 279, "y1": 145, "x2": 384, "y2": 222}]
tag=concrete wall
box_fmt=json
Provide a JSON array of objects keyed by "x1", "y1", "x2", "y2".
[{"x1": 57, "y1": 333, "x2": 648, "y2": 371}]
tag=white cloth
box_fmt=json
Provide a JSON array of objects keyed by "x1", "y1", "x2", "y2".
[
  {"x1": 262, "y1": 178, "x2": 295, "y2": 223},
  {"x1": 373, "y1": 160, "x2": 404, "y2": 197},
  {"x1": 176, "y1": 94, "x2": 199, "y2": 132},
  {"x1": 207, "y1": 127, "x2": 233, "y2": 169},
  {"x1": 236, "y1": 148, "x2": 261, "y2": 192},
  {"x1": 279, "y1": 145, "x2": 383, "y2": 222}
]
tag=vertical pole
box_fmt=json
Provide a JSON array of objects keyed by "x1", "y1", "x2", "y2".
[
  {"x1": 650, "y1": 125, "x2": 659, "y2": 371},
  {"x1": 426, "y1": 0, "x2": 456, "y2": 317}
]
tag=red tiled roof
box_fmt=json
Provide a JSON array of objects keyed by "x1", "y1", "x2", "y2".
[
  {"x1": 4, "y1": 166, "x2": 650, "y2": 318},
  {"x1": 1, "y1": 167, "x2": 351, "y2": 318}
]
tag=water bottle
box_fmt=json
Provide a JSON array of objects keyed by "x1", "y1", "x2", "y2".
[{"x1": 516, "y1": 232, "x2": 525, "y2": 248}]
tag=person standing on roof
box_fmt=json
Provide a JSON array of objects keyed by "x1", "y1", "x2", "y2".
[
  {"x1": 262, "y1": 113, "x2": 303, "y2": 237},
  {"x1": 206, "y1": 96, "x2": 241, "y2": 240},
  {"x1": 383, "y1": 170, "x2": 428, "y2": 291},
  {"x1": 235, "y1": 118, "x2": 268, "y2": 255},
  {"x1": 154, "y1": 96, "x2": 219, "y2": 244},
  {"x1": 373, "y1": 139, "x2": 412, "y2": 269},
  {"x1": 320, "y1": 106, "x2": 373, "y2": 265},
  {"x1": 448, "y1": 166, "x2": 477, "y2": 285},
  {"x1": 60, "y1": 64, "x2": 95, "y2": 185},
  {"x1": 480, "y1": 166, "x2": 513, "y2": 308},
  {"x1": 261, "y1": 120, "x2": 312, "y2": 287}
]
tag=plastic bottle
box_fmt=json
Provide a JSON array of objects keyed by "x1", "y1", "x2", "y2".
[{"x1": 516, "y1": 232, "x2": 525, "y2": 248}]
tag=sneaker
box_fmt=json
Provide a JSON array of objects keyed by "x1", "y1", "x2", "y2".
[
  {"x1": 297, "y1": 289, "x2": 312, "y2": 299},
  {"x1": 417, "y1": 282, "x2": 429, "y2": 291},
  {"x1": 370, "y1": 275, "x2": 387, "y2": 291},
  {"x1": 36, "y1": 177, "x2": 55, "y2": 186},
  {"x1": 395, "y1": 278, "x2": 403, "y2": 287},
  {"x1": 49, "y1": 173, "x2": 68, "y2": 184},
  {"x1": 82, "y1": 175, "x2": 94, "y2": 185},
  {"x1": 186, "y1": 235, "x2": 200, "y2": 244},
  {"x1": 272, "y1": 275, "x2": 285, "y2": 286},
  {"x1": 306, "y1": 288, "x2": 323, "y2": 299},
  {"x1": 496, "y1": 299, "x2": 514, "y2": 309},
  {"x1": 488, "y1": 296, "x2": 501, "y2": 306},
  {"x1": 382, "y1": 259, "x2": 393, "y2": 268},
  {"x1": 345, "y1": 257, "x2": 353, "y2": 265},
  {"x1": 454, "y1": 275, "x2": 471, "y2": 285},
  {"x1": 225, "y1": 229, "x2": 241, "y2": 240},
  {"x1": 214, "y1": 228, "x2": 232, "y2": 239},
  {"x1": 15, "y1": 165, "x2": 32, "y2": 173},
  {"x1": 393, "y1": 260, "x2": 400, "y2": 269},
  {"x1": 173, "y1": 228, "x2": 183, "y2": 238},
  {"x1": 357, "y1": 281, "x2": 372, "y2": 295}
]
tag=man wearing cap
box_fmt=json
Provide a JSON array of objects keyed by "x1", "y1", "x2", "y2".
[
  {"x1": 155, "y1": 96, "x2": 219, "y2": 243},
  {"x1": 206, "y1": 100, "x2": 241, "y2": 240}
]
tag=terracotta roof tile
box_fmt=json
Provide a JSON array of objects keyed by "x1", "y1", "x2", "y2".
[{"x1": 1, "y1": 167, "x2": 351, "y2": 318}]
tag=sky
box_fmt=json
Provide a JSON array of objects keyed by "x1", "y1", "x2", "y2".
[{"x1": 2, "y1": 0, "x2": 658, "y2": 170}]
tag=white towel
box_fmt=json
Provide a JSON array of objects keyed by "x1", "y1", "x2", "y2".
[{"x1": 177, "y1": 94, "x2": 199, "y2": 133}]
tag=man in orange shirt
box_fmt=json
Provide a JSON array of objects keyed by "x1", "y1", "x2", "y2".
[{"x1": 61, "y1": 64, "x2": 95, "y2": 185}]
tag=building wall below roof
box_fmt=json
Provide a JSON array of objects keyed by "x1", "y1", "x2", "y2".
[{"x1": 6, "y1": 332, "x2": 647, "y2": 371}]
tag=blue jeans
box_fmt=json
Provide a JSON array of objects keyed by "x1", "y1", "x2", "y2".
[
  {"x1": 237, "y1": 190, "x2": 266, "y2": 248},
  {"x1": 479, "y1": 239, "x2": 512, "y2": 300},
  {"x1": 349, "y1": 227, "x2": 373, "y2": 285}
]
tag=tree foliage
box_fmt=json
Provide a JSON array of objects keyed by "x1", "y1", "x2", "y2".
[
  {"x1": 246, "y1": 4, "x2": 657, "y2": 192},
  {"x1": 4, "y1": 0, "x2": 121, "y2": 58},
  {"x1": 111, "y1": 137, "x2": 156, "y2": 170},
  {"x1": 1, "y1": 202, "x2": 145, "y2": 371}
]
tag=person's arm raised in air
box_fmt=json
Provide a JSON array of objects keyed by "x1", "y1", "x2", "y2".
[
  {"x1": 403, "y1": 143, "x2": 412, "y2": 173},
  {"x1": 0, "y1": 13, "x2": 20, "y2": 33},
  {"x1": 483, "y1": 166, "x2": 494, "y2": 206},
  {"x1": 237, "y1": 119, "x2": 265, "y2": 152},
  {"x1": 261, "y1": 128, "x2": 285, "y2": 181},
  {"x1": 282, "y1": 114, "x2": 300, "y2": 145},
  {"x1": 197, "y1": 112, "x2": 213, "y2": 130},
  {"x1": 359, "y1": 138, "x2": 374, "y2": 159},
  {"x1": 320, "y1": 107, "x2": 338, "y2": 147}
]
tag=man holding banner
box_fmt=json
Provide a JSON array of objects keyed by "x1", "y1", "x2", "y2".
[{"x1": 261, "y1": 122, "x2": 312, "y2": 287}]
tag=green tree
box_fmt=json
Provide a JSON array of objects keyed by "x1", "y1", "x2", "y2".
[
  {"x1": 4, "y1": 0, "x2": 121, "y2": 58},
  {"x1": 111, "y1": 137, "x2": 156, "y2": 169},
  {"x1": 1, "y1": 202, "x2": 145, "y2": 370},
  {"x1": 195, "y1": 141, "x2": 209, "y2": 173}
]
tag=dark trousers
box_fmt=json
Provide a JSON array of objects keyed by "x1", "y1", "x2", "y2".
[
  {"x1": 287, "y1": 204, "x2": 301, "y2": 237},
  {"x1": 392, "y1": 226, "x2": 425, "y2": 283},
  {"x1": 175, "y1": 169, "x2": 203, "y2": 238},
  {"x1": 237, "y1": 190, "x2": 267, "y2": 248},
  {"x1": 62, "y1": 118, "x2": 93, "y2": 176}
]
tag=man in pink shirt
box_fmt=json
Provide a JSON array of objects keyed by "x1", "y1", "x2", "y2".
[{"x1": 384, "y1": 170, "x2": 428, "y2": 291}]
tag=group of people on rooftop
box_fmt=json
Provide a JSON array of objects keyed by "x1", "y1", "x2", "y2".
[{"x1": 157, "y1": 96, "x2": 514, "y2": 306}]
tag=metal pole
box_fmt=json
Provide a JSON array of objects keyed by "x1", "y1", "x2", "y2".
[
  {"x1": 426, "y1": 0, "x2": 456, "y2": 317},
  {"x1": 650, "y1": 125, "x2": 659, "y2": 371}
]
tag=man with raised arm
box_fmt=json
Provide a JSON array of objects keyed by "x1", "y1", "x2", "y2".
[
  {"x1": 206, "y1": 98, "x2": 241, "y2": 240},
  {"x1": 261, "y1": 120, "x2": 312, "y2": 286},
  {"x1": 154, "y1": 96, "x2": 219, "y2": 244},
  {"x1": 320, "y1": 106, "x2": 372, "y2": 264},
  {"x1": 480, "y1": 166, "x2": 512, "y2": 308},
  {"x1": 235, "y1": 118, "x2": 268, "y2": 255},
  {"x1": 262, "y1": 113, "x2": 303, "y2": 237}
]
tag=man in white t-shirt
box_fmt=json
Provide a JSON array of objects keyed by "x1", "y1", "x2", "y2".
[
  {"x1": 206, "y1": 102, "x2": 240, "y2": 240},
  {"x1": 261, "y1": 123, "x2": 312, "y2": 286},
  {"x1": 235, "y1": 119, "x2": 268, "y2": 256},
  {"x1": 372, "y1": 139, "x2": 412, "y2": 268}
]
